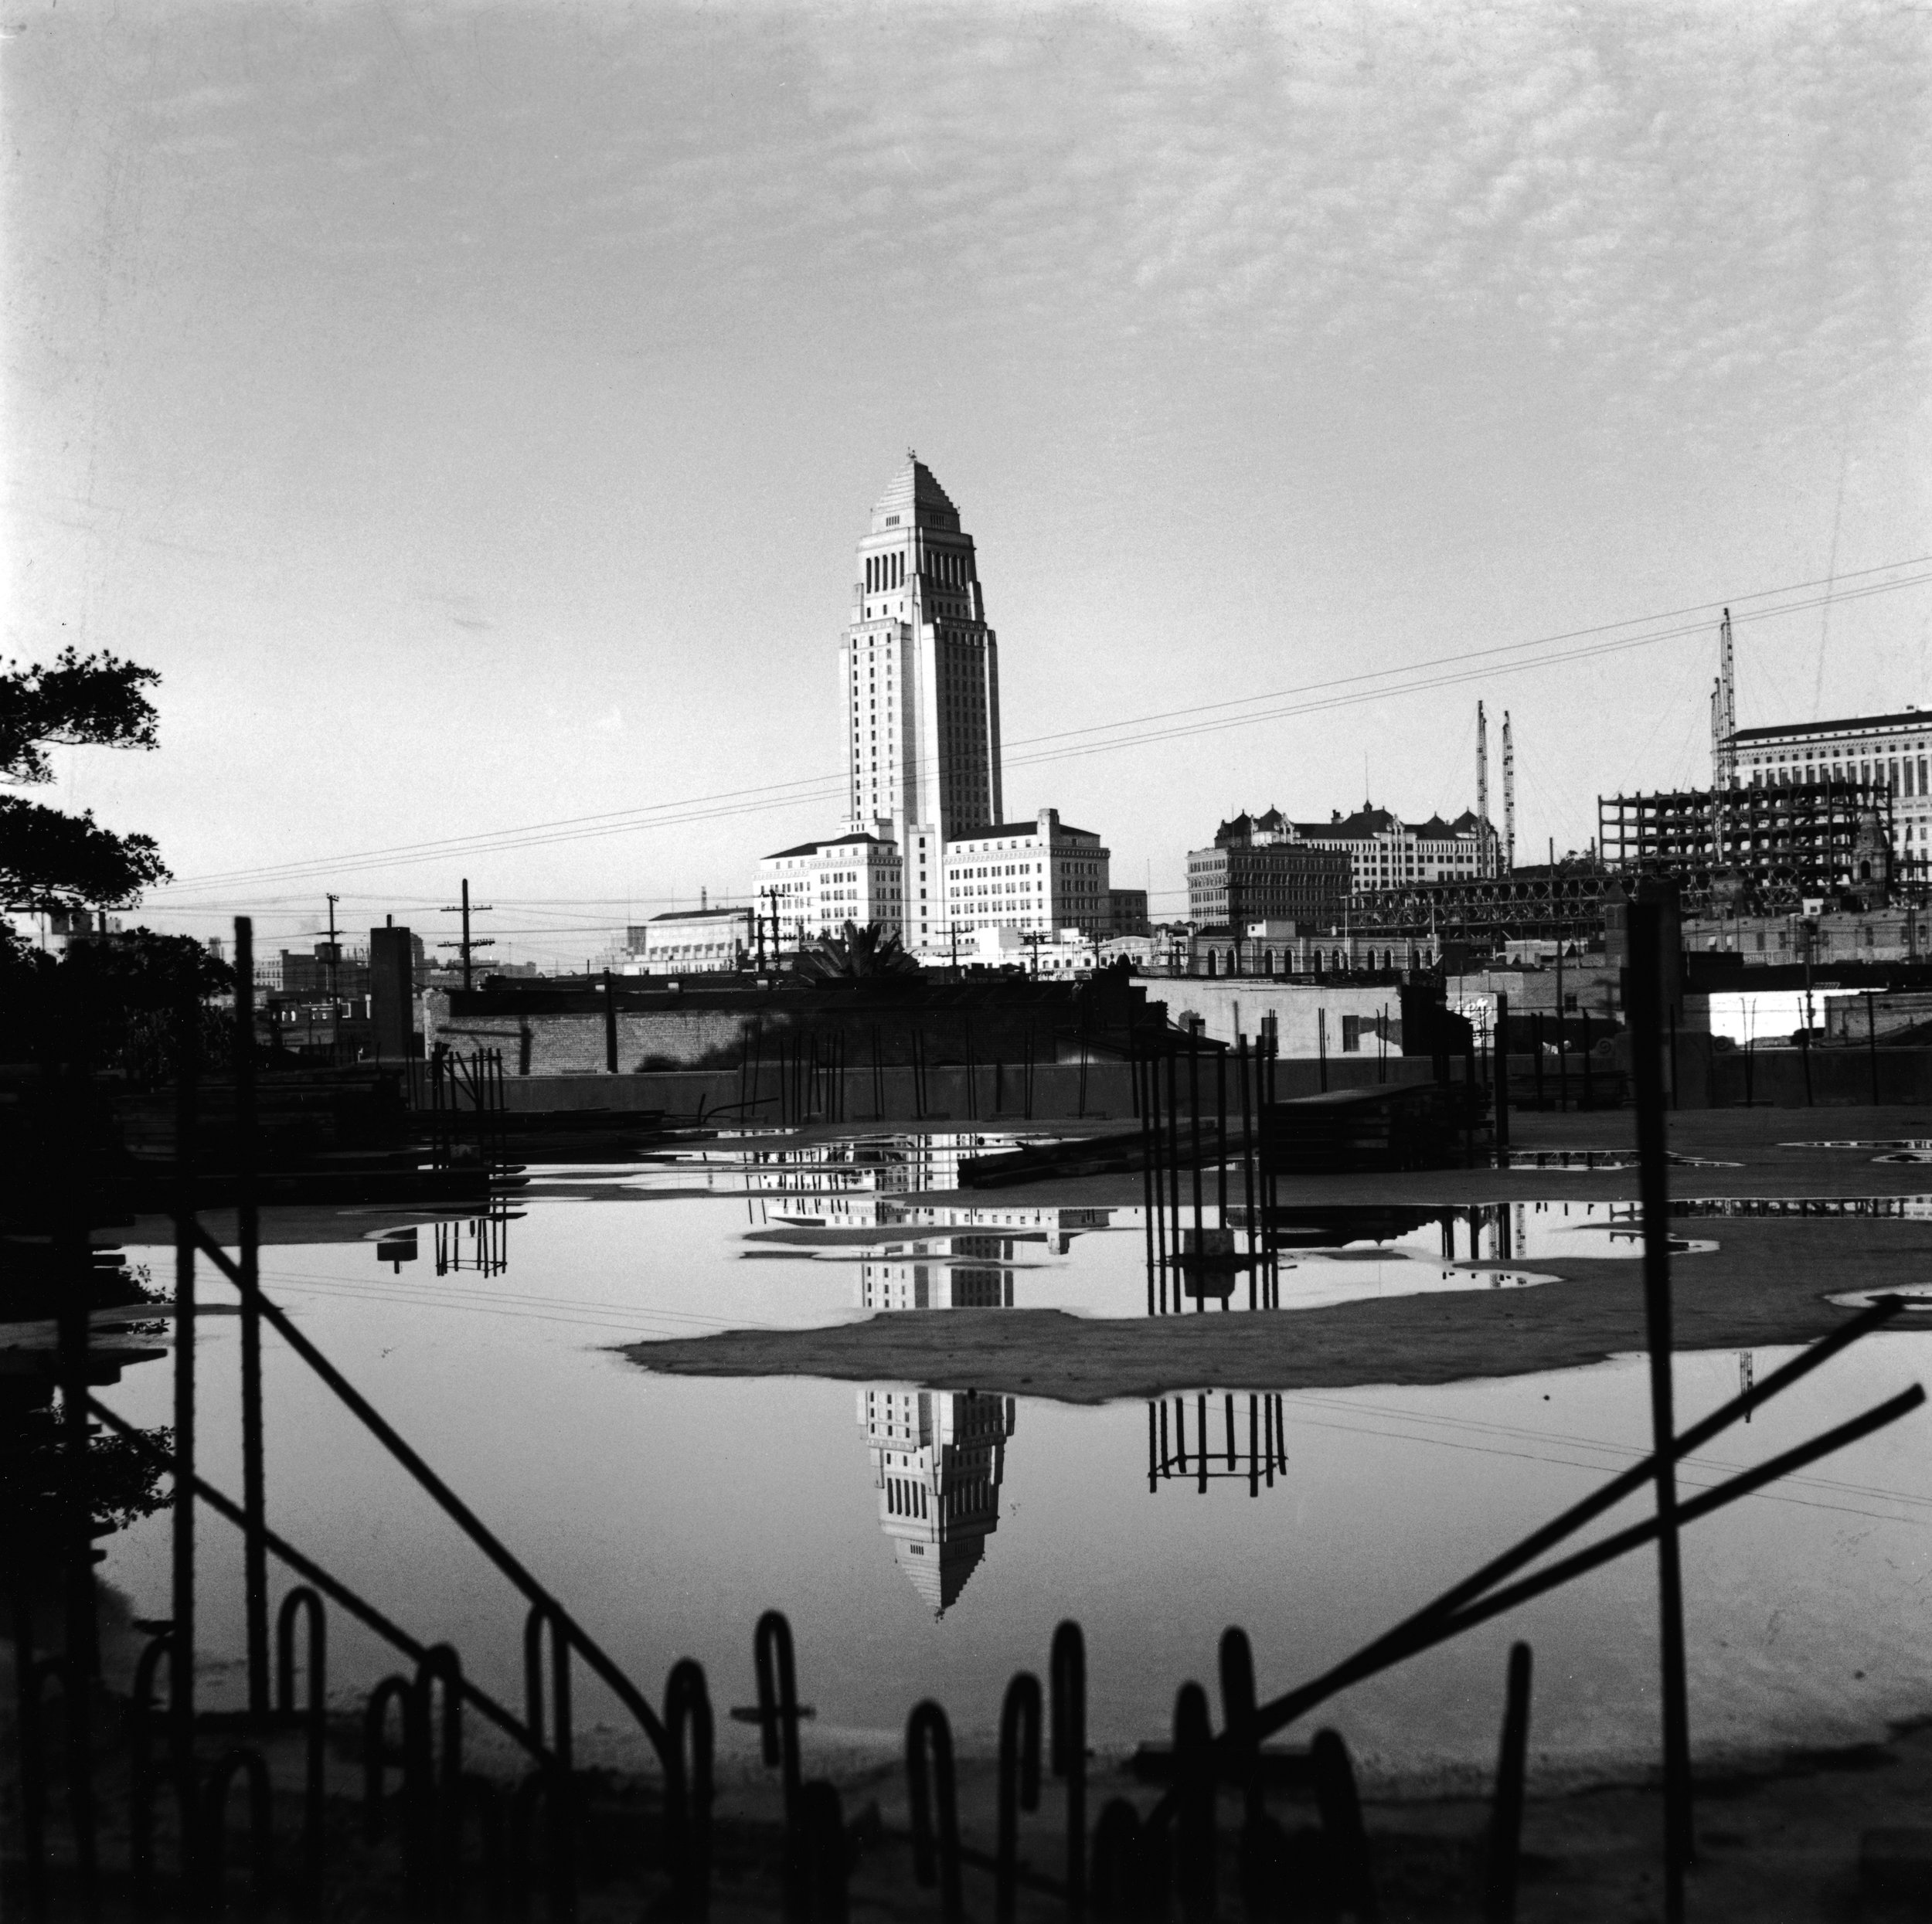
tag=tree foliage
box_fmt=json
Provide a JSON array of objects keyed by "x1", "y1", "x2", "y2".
[
  {"x1": 0, "y1": 648, "x2": 170, "y2": 912},
  {"x1": 0, "y1": 794, "x2": 170, "y2": 912},
  {"x1": 1, "y1": 646, "x2": 161, "y2": 784}
]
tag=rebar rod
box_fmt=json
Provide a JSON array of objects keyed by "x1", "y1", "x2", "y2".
[
  {"x1": 233, "y1": 916, "x2": 270, "y2": 1725},
  {"x1": 1628, "y1": 903, "x2": 1692, "y2": 1918},
  {"x1": 90, "y1": 1399, "x2": 546, "y2": 1759},
  {"x1": 186, "y1": 1238, "x2": 675, "y2": 1767}
]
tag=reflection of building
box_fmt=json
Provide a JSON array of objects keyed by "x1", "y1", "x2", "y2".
[
  {"x1": 857, "y1": 1387, "x2": 1016, "y2": 1616},
  {"x1": 859, "y1": 1236, "x2": 1015, "y2": 1310}
]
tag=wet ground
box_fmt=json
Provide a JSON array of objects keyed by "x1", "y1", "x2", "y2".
[{"x1": 78, "y1": 1105, "x2": 1932, "y2": 1811}]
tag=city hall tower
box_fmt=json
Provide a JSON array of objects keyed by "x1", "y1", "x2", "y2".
[{"x1": 842, "y1": 454, "x2": 1004, "y2": 850}]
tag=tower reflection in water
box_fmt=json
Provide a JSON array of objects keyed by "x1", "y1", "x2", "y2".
[
  {"x1": 1148, "y1": 1392, "x2": 1288, "y2": 1497},
  {"x1": 857, "y1": 1387, "x2": 1017, "y2": 1616}
]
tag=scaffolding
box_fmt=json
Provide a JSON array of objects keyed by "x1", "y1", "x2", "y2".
[{"x1": 1597, "y1": 778, "x2": 1893, "y2": 915}]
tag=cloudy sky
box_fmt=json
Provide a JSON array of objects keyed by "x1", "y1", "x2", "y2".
[{"x1": 9, "y1": 1, "x2": 1929, "y2": 964}]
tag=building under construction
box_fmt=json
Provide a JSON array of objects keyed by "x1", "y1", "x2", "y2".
[
  {"x1": 1347, "y1": 865, "x2": 1608, "y2": 943},
  {"x1": 1597, "y1": 778, "x2": 1893, "y2": 916}
]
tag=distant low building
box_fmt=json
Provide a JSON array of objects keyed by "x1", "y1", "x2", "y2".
[
  {"x1": 278, "y1": 942, "x2": 370, "y2": 1001},
  {"x1": 627, "y1": 906, "x2": 755, "y2": 974},
  {"x1": 1187, "y1": 823, "x2": 1350, "y2": 929},
  {"x1": 939, "y1": 923, "x2": 1099, "y2": 975},
  {"x1": 1682, "y1": 905, "x2": 1932, "y2": 967}
]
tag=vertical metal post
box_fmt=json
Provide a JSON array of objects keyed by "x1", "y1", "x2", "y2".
[
  {"x1": 1187, "y1": 1032, "x2": 1204, "y2": 1301},
  {"x1": 1165, "y1": 1049, "x2": 1182, "y2": 1309},
  {"x1": 1214, "y1": 1045, "x2": 1227, "y2": 1224},
  {"x1": 54, "y1": 990, "x2": 100, "y2": 1898},
  {"x1": 235, "y1": 917, "x2": 270, "y2": 1725},
  {"x1": 1139, "y1": 1049, "x2": 1157, "y2": 1318},
  {"x1": 1580, "y1": 1008, "x2": 1594, "y2": 1109},
  {"x1": 1494, "y1": 991, "x2": 1510, "y2": 1164},
  {"x1": 604, "y1": 970, "x2": 620, "y2": 1074},
  {"x1": 1628, "y1": 903, "x2": 1692, "y2": 1920},
  {"x1": 1555, "y1": 1004, "x2": 1568, "y2": 1113},
  {"x1": 1317, "y1": 1008, "x2": 1328, "y2": 1093},
  {"x1": 1866, "y1": 990, "x2": 1881, "y2": 1108},
  {"x1": 1236, "y1": 1035, "x2": 1254, "y2": 1311},
  {"x1": 172, "y1": 964, "x2": 199, "y2": 1780}
]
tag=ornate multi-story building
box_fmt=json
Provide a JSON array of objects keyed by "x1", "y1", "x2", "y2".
[
  {"x1": 857, "y1": 1386, "x2": 1017, "y2": 1616},
  {"x1": 844, "y1": 454, "x2": 1002, "y2": 845},
  {"x1": 757, "y1": 454, "x2": 1112, "y2": 959},
  {"x1": 1189, "y1": 806, "x2": 1492, "y2": 924}
]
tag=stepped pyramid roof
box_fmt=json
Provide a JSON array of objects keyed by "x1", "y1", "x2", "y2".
[
  {"x1": 871, "y1": 453, "x2": 961, "y2": 533},
  {"x1": 893, "y1": 1534, "x2": 987, "y2": 1618}
]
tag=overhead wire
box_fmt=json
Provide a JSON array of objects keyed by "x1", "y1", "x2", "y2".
[{"x1": 148, "y1": 559, "x2": 1932, "y2": 901}]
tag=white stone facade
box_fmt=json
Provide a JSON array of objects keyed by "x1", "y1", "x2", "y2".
[
  {"x1": 627, "y1": 906, "x2": 753, "y2": 974},
  {"x1": 940, "y1": 809, "x2": 1110, "y2": 948},
  {"x1": 752, "y1": 457, "x2": 1114, "y2": 962},
  {"x1": 756, "y1": 830, "x2": 906, "y2": 950},
  {"x1": 842, "y1": 457, "x2": 1002, "y2": 845}
]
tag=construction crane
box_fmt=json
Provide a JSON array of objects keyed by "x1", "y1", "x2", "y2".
[
  {"x1": 1502, "y1": 711, "x2": 1516, "y2": 874},
  {"x1": 1477, "y1": 701, "x2": 1492, "y2": 879}
]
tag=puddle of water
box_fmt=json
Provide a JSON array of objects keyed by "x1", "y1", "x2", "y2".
[
  {"x1": 84, "y1": 1133, "x2": 1932, "y2": 1787},
  {"x1": 1503, "y1": 1150, "x2": 1740, "y2": 1170},
  {"x1": 1672, "y1": 1195, "x2": 1932, "y2": 1220},
  {"x1": 526, "y1": 1131, "x2": 1060, "y2": 1201},
  {"x1": 93, "y1": 1227, "x2": 1932, "y2": 1786},
  {"x1": 1267, "y1": 1201, "x2": 1715, "y2": 1263},
  {"x1": 1781, "y1": 1140, "x2": 1932, "y2": 1151}
]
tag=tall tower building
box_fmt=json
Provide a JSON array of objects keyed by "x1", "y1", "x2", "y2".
[{"x1": 842, "y1": 454, "x2": 1004, "y2": 851}]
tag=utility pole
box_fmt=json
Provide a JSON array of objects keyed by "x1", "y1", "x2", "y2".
[
  {"x1": 324, "y1": 892, "x2": 342, "y2": 1030},
  {"x1": 437, "y1": 877, "x2": 495, "y2": 991},
  {"x1": 1502, "y1": 712, "x2": 1516, "y2": 875},
  {"x1": 1476, "y1": 701, "x2": 1492, "y2": 880}
]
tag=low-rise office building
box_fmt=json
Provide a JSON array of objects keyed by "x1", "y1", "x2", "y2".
[
  {"x1": 626, "y1": 906, "x2": 755, "y2": 975},
  {"x1": 940, "y1": 809, "x2": 1110, "y2": 945},
  {"x1": 757, "y1": 829, "x2": 906, "y2": 949}
]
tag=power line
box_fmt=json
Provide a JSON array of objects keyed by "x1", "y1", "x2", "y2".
[{"x1": 149, "y1": 559, "x2": 1932, "y2": 899}]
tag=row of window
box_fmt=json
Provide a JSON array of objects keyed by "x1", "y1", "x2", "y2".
[{"x1": 1748, "y1": 755, "x2": 1928, "y2": 794}]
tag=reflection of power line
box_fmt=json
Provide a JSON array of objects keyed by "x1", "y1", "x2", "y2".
[
  {"x1": 1148, "y1": 1392, "x2": 1288, "y2": 1497},
  {"x1": 1276, "y1": 1394, "x2": 1932, "y2": 1523}
]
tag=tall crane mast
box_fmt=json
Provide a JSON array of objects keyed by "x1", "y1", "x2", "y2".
[
  {"x1": 1710, "y1": 607, "x2": 1737, "y2": 788},
  {"x1": 1502, "y1": 710, "x2": 1515, "y2": 874},
  {"x1": 1476, "y1": 701, "x2": 1492, "y2": 879}
]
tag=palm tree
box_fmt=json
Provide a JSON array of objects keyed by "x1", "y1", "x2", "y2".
[{"x1": 794, "y1": 920, "x2": 921, "y2": 981}]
